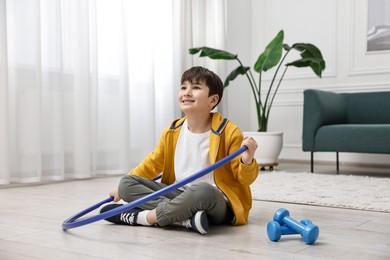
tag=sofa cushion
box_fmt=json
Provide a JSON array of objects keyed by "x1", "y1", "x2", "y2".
[
  {"x1": 343, "y1": 92, "x2": 390, "y2": 124},
  {"x1": 315, "y1": 124, "x2": 390, "y2": 153}
]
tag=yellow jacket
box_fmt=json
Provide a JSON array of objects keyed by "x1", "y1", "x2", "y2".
[{"x1": 129, "y1": 112, "x2": 259, "y2": 225}]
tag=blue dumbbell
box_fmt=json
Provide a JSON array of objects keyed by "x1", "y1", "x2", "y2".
[
  {"x1": 267, "y1": 219, "x2": 313, "y2": 242},
  {"x1": 273, "y1": 208, "x2": 319, "y2": 245}
]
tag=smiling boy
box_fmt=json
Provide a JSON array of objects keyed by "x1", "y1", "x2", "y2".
[{"x1": 101, "y1": 66, "x2": 259, "y2": 234}]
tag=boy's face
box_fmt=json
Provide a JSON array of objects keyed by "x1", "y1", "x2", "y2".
[{"x1": 178, "y1": 80, "x2": 219, "y2": 115}]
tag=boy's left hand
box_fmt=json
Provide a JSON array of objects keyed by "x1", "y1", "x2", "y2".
[{"x1": 241, "y1": 136, "x2": 258, "y2": 165}]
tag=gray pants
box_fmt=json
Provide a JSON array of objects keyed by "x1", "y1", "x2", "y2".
[{"x1": 118, "y1": 175, "x2": 234, "y2": 226}]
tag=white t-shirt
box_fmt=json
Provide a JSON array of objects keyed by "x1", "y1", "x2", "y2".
[{"x1": 174, "y1": 120, "x2": 214, "y2": 189}]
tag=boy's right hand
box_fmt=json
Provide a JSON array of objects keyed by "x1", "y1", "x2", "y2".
[{"x1": 109, "y1": 189, "x2": 121, "y2": 202}]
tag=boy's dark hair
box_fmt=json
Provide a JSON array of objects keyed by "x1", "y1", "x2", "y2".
[{"x1": 181, "y1": 66, "x2": 224, "y2": 109}]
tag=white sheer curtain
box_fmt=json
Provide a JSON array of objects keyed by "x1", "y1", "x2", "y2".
[
  {"x1": 0, "y1": 0, "x2": 227, "y2": 185},
  {"x1": 174, "y1": 0, "x2": 228, "y2": 89}
]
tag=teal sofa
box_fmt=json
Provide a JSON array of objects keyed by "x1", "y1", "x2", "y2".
[{"x1": 302, "y1": 89, "x2": 390, "y2": 172}]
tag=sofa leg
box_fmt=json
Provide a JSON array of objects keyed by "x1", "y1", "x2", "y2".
[
  {"x1": 336, "y1": 152, "x2": 339, "y2": 173},
  {"x1": 311, "y1": 152, "x2": 314, "y2": 173}
]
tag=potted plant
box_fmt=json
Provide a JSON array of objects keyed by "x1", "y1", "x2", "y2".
[{"x1": 189, "y1": 30, "x2": 326, "y2": 167}]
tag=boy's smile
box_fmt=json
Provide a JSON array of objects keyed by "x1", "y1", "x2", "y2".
[{"x1": 181, "y1": 97, "x2": 195, "y2": 104}]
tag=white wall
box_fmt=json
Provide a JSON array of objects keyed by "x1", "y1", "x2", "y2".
[{"x1": 225, "y1": 0, "x2": 390, "y2": 166}]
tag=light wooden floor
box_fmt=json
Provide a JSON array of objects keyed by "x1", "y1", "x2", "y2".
[{"x1": 1, "y1": 165, "x2": 389, "y2": 259}]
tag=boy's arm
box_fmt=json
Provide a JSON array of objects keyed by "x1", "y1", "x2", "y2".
[{"x1": 230, "y1": 128, "x2": 259, "y2": 185}]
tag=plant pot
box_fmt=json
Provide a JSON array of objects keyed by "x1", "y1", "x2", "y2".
[{"x1": 243, "y1": 131, "x2": 283, "y2": 165}]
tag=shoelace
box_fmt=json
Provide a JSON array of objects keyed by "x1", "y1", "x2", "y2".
[{"x1": 120, "y1": 212, "x2": 136, "y2": 225}]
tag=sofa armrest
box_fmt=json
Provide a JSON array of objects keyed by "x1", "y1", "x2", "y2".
[{"x1": 302, "y1": 89, "x2": 347, "y2": 151}]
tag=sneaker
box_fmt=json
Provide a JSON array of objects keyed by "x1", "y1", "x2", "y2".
[
  {"x1": 184, "y1": 211, "x2": 209, "y2": 235},
  {"x1": 100, "y1": 203, "x2": 142, "y2": 226}
]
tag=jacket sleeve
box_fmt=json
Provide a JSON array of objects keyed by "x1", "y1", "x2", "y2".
[
  {"x1": 237, "y1": 158, "x2": 259, "y2": 185},
  {"x1": 229, "y1": 127, "x2": 259, "y2": 186}
]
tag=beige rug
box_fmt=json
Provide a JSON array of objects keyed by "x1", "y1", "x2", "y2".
[{"x1": 251, "y1": 171, "x2": 390, "y2": 212}]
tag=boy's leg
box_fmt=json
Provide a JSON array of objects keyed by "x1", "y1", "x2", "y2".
[
  {"x1": 101, "y1": 174, "x2": 183, "y2": 226},
  {"x1": 156, "y1": 182, "x2": 234, "y2": 227},
  {"x1": 118, "y1": 175, "x2": 182, "y2": 210}
]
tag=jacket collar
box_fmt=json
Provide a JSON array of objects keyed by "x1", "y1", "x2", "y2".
[
  {"x1": 169, "y1": 112, "x2": 229, "y2": 163},
  {"x1": 169, "y1": 112, "x2": 228, "y2": 135},
  {"x1": 210, "y1": 112, "x2": 228, "y2": 136}
]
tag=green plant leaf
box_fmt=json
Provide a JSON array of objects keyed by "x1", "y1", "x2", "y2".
[
  {"x1": 189, "y1": 47, "x2": 237, "y2": 60},
  {"x1": 254, "y1": 30, "x2": 284, "y2": 72},
  {"x1": 224, "y1": 66, "x2": 250, "y2": 87},
  {"x1": 286, "y1": 57, "x2": 324, "y2": 77},
  {"x1": 287, "y1": 43, "x2": 326, "y2": 77}
]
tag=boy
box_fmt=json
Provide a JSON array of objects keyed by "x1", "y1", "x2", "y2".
[{"x1": 101, "y1": 66, "x2": 259, "y2": 234}]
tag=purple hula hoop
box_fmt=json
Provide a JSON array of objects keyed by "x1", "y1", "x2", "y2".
[{"x1": 62, "y1": 145, "x2": 247, "y2": 230}]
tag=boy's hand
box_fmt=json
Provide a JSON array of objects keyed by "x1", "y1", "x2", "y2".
[
  {"x1": 109, "y1": 188, "x2": 121, "y2": 202},
  {"x1": 241, "y1": 136, "x2": 258, "y2": 165}
]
